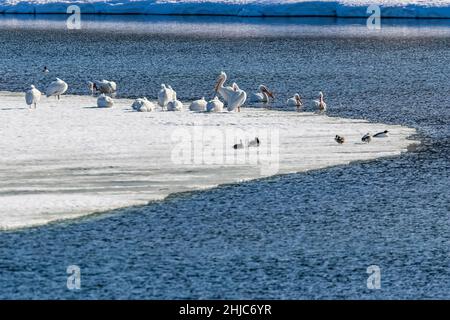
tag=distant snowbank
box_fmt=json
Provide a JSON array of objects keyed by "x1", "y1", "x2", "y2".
[{"x1": 0, "y1": 1, "x2": 450, "y2": 18}]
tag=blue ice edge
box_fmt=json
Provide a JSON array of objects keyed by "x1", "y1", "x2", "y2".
[{"x1": 0, "y1": 1, "x2": 450, "y2": 19}]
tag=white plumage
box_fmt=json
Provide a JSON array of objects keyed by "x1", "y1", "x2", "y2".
[
  {"x1": 168, "y1": 85, "x2": 177, "y2": 100},
  {"x1": 206, "y1": 96, "x2": 224, "y2": 112},
  {"x1": 131, "y1": 97, "x2": 155, "y2": 112},
  {"x1": 97, "y1": 94, "x2": 114, "y2": 108},
  {"x1": 88, "y1": 81, "x2": 94, "y2": 95},
  {"x1": 314, "y1": 91, "x2": 327, "y2": 112},
  {"x1": 91, "y1": 80, "x2": 117, "y2": 94},
  {"x1": 46, "y1": 78, "x2": 68, "y2": 100},
  {"x1": 189, "y1": 97, "x2": 207, "y2": 112},
  {"x1": 250, "y1": 85, "x2": 274, "y2": 103},
  {"x1": 167, "y1": 99, "x2": 183, "y2": 111},
  {"x1": 214, "y1": 71, "x2": 246, "y2": 112},
  {"x1": 25, "y1": 85, "x2": 41, "y2": 109},
  {"x1": 158, "y1": 84, "x2": 176, "y2": 109},
  {"x1": 286, "y1": 93, "x2": 302, "y2": 108}
]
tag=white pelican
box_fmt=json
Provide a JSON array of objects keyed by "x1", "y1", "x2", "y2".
[
  {"x1": 250, "y1": 85, "x2": 274, "y2": 103},
  {"x1": 97, "y1": 94, "x2": 114, "y2": 108},
  {"x1": 25, "y1": 85, "x2": 41, "y2": 109},
  {"x1": 206, "y1": 96, "x2": 224, "y2": 112},
  {"x1": 314, "y1": 91, "x2": 327, "y2": 112},
  {"x1": 168, "y1": 85, "x2": 177, "y2": 100},
  {"x1": 286, "y1": 94, "x2": 303, "y2": 109},
  {"x1": 91, "y1": 80, "x2": 117, "y2": 94},
  {"x1": 158, "y1": 84, "x2": 176, "y2": 109},
  {"x1": 233, "y1": 140, "x2": 244, "y2": 150},
  {"x1": 214, "y1": 71, "x2": 247, "y2": 112},
  {"x1": 132, "y1": 97, "x2": 155, "y2": 112},
  {"x1": 88, "y1": 81, "x2": 95, "y2": 95},
  {"x1": 46, "y1": 78, "x2": 68, "y2": 100},
  {"x1": 248, "y1": 137, "x2": 260, "y2": 147},
  {"x1": 189, "y1": 97, "x2": 207, "y2": 112},
  {"x1": 167, "y1": 99, "x2": 183, "y2": 111},
  {"x1": 43, "y1": 66, "x2": 49, "y2": 73},
  {"x1": 373, "y1": 130, "x2": 389, "y2": 138},
  {"x1": 362, "y1": 133, "x2": 371, "y2": 143},
  {"x1": 335, "y1": 135, "x2": 345, "y2": 144}
]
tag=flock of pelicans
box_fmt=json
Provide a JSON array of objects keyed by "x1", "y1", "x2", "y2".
[{"x1": 25, "y1": 69, "x2": 389, "y2": 144}]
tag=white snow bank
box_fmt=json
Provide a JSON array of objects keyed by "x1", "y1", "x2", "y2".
[
  {"x1": 0, "y1": 1, "x2": 449, "y2": 18},
  {"x1": 0, "y1": 91, "x2": 419, "y2": 230}
]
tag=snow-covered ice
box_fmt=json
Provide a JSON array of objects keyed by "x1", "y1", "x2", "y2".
[
  {"x1": 0, "y1": 91, "x2": 418, "y2": 230},
  {"x1": 0, "y1": 1, "x2": 449, "y2": 18}
]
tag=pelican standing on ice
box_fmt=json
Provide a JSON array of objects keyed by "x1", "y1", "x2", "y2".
[
  {"x1": 46, "y1": 78, "x2": 68, "y2": 100},
  {"x1": 314, "y1": 91, "x2": 327, "y2": 112},
  {"x1": 168, "y1": 85, "x2": 177, "y2": 100},
  {"x1": 189, "y1": 97, "x2": 207, "y2": 112},
  {"x1": 88, "y1": 81, "x2": 95, "y2": 95},
  {"x1": 25, "y1": 85, "x2": 41, "y2": 109},
  {"x1": 250, "y1": 85, "x2": 274, "y2": 103},
  {"x1": 90, "y1": 80, "x2": 117, "y2": 94},
  {"x1": 206, "y1": 96, "x2": 224, "y2": 112},
  {"x1": 158, "y1": 84, "x2": 176, "y2": 109},
  {"x1": 214, "y1": 71, "x2": 247, "y2": 112},
  {"x1": 286, "y1": 94, "x2": 303, "y2": 110},
  {"x1": 97, "y1": 94, "x2": 114, "y2": 108}
]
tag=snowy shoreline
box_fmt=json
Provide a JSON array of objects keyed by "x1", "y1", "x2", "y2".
[
  {"x1": 0, "y1": 1, "x2": 450, "y2": 19},
  {"x1": 0, "y1": 91, "x2": 419, "y2": 230}
]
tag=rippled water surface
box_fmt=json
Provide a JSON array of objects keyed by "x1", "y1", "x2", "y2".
[{"x1": 0, "y1": 15, "x2": 449, "y2": 299}]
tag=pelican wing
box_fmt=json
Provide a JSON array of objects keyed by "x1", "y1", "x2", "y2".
[
  {"x1": 25, "y1": 91, "x2": 33, "y2": 105},
  {"x1": 190, "y1": 99, "x2": 207, "y2": 112},
  {"x1": 158, "y1": 87, "x2": 171, "y2": 107},
  {"x1": 46, "y1": 80, "x2": 68, "y2": 97},
  {"x1": 217, "y1": 86, "x2": 236, "y2": 104},
  {"x1": 226, "y1": 89, "x2": 246, "y2": 112},
  {"x1": 250, "y1": 92, "x2": 264, "y2": 102}
]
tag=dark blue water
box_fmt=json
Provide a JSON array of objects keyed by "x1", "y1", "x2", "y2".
[{"x1": 0, "y1": 15, "x2": 449, "y2": 299}]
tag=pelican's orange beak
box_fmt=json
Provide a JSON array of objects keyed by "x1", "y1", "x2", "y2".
[
  {"x1": 263, "y1": 87, "x2": 274, "y2": 99},
  {"x1": 214, "y1": 77, "x2": 222, "y2": 92}
]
